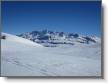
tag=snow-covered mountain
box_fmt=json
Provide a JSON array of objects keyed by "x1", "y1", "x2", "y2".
[
  {"x1": 1, "y1": 32, "x2": 101, "y2": 76},
  {"x1": 17, "y1": 30, "x2": 100, "y2": 47}
]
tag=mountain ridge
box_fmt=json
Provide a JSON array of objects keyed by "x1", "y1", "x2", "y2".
[{"x1": 17, "y1": 30, "x2": 100, "y2": 47}]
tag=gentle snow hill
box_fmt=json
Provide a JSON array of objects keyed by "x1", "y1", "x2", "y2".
[
  {"x1": 1, "y1": 33, "x2": 43, "y2": 47},
  {"x1": 1, "y1": 33, "x2": 101, "y2": 76}
]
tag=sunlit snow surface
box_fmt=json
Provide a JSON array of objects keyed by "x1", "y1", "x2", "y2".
[{"x1": 1, "y1": 33, "x2": 101, "y2": 76}]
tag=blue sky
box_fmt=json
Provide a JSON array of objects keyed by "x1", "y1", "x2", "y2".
[{"x1": 2, "y1": 1, "x2": 101, "y2": 36}]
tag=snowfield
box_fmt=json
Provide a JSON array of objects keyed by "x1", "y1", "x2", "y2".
[{"x1": 1, "y1": 33, "x2": 101, "y2": 76}]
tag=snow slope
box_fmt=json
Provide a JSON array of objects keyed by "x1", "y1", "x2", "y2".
[
  {"x1": 1, "y1": 33, "x2": 101, "y2": 76},
  {"x1": 1, "y1": 33, "x2": 43, "y2": 47}
]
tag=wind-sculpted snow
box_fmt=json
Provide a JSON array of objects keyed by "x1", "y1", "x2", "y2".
[{"x1": 1, "y1": 33, "x2": 101, "y2": 76}]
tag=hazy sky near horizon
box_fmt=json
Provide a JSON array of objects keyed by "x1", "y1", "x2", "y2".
[{"x1": 2, "y1": 1, "x2": 101, "y2": 36}]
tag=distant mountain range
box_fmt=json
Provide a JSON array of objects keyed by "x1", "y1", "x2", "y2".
[{"x1": 17, "y1": 30, "x2": 100, "y2": 47}]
